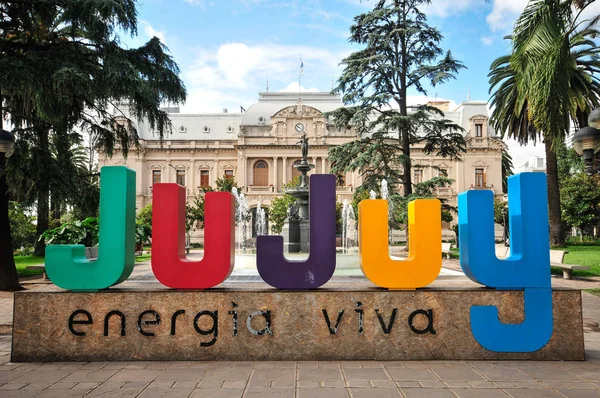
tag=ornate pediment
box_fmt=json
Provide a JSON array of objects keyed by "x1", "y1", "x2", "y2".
[{"x1": 273, "y1": 103, "x2": 323, "y2": 119}]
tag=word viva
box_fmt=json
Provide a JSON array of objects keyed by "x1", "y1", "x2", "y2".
[{"x1": 46, "y1": 166, "x2": 553, "y2": 353}]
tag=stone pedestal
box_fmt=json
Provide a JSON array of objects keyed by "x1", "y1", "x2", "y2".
[
  {"x1": 282, "y1": 219, "x2": 310, "y2": 253},
  {"x1": 11, "y1": 287, "x2": 585, "y2": 362}
]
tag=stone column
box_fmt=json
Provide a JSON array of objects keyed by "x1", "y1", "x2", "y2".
[
  {"x1": 190, "y1": 159, "x2": 196, "y2": 196},
  {"x1": 282, "y1": 157, "x2": 288, "y2": 185},
  {"x1": 321, "y1": 157, "x2": 327, "y2": 174},
  {"x1": 312, "y1": 157, "x2": 318, "y2": 175},
  {"x1": 273, "y1": 156, "x2": 278, "y2": 192},
  {"x1": 214, "y1": 159, "x2": 220, "y2": 183}
]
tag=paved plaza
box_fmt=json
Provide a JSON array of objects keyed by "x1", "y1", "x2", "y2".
[{"x1": 0, "y1": 257, "x2": 599, "y2": 397}]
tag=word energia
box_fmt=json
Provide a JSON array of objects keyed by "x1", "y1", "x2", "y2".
[{"x1": 46, "y1": 166, "x2": 553, "y2": 353}]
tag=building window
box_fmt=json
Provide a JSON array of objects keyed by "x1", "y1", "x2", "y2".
[
  {"x1": 253, "y1": 160, "x2": 268, "y2": 186},
  {"x1": 152, "y1": 170, "x2": 161, "y2": 185},
  {"x1": 438, "y1": 168, "x2": 448, "y2": 177},
  {"x1": 475, "y1": 124, "x2": 483, "y2": 137},
  {"x1": 200, "y1": 170, "x2": 210, "y2": 188},
  {"x1": 475, "y1": 168, "x2": 486, "y2": 187},
  {"x1": 414, "y1": 169, "x2": 423, "y2": 184},
  {"x1": 336, "y1": 174, "x2": 345, "y2": 187},
  {"x1": 224, "y1": 170, "x2": 234, "y2": 180},
  {"x1": 176, "y1": 169, "x2": 185, "y2": 186}
]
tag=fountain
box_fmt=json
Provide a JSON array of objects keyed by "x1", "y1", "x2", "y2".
[
  {"x1": 282, "y1": 134, "x2": 314, "y2": 253},
  {"x1": 255, "y1": 202, "x2": 267, "y2": 236},
  {"x1": 341, "y1": 200, "x2": 357, "y2": 253},
  {"x1": 231, "y1": 187, "x2": 250, "y2": 252}
]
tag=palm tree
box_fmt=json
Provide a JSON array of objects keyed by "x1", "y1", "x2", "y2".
[{"x1": 489, "y1": 0, "x2": 600, "y2": 246}]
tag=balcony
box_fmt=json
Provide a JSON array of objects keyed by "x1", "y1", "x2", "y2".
[
  {"x1": 247, "y1": 186, "x2": 275, "y2": 193},
  {"x1": 336, "y1": 186, "x2": 354, "y2": 194},
  {"x1": 470, "y1": 184, "x2": 494, "y2": 192}
]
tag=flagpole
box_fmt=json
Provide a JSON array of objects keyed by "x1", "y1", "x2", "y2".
[{"x1": 298, "y1": 54, "x2": 301, "y2": 97}]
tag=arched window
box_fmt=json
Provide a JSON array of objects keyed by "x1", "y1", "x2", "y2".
[{"x1": 253, "y1": 160, "x2": 268, "y2": 186}]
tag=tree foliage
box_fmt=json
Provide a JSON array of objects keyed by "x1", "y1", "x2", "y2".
[
  {"x1": 8, "y1": 202, "x2": 36, "y2": 250},
  {"x1": 327, "y1": 0, "x2": 466, "y2": 196},
  {"x1": 488, "y1": 0, "x2": 600, "y2": 246},
  {"x1": 268, "y1": 194, "x2": 298, "y2": 235},
  {"x1": 560, "y1": 173, "x2": 600, "y2": 232}
]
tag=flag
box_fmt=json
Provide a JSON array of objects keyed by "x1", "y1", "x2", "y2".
[{"x1": 300, "y1": 55, "x2": 304, "y2": 76}]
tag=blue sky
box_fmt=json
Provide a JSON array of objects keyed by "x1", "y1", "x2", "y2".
[{"x1": 126, "y1": 0, "x2": 599, "y2": 168}]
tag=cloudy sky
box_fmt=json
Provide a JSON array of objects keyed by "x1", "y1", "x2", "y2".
[{"x1": 126, "y1": 0, "x2": 600, "y2": 171}]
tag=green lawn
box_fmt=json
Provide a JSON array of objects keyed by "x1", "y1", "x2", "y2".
[
  {"x1": 585, "y1": 289, "x2": 600, "y2": 297},
  {"x1": 14, "y1": 256, "x2": 45, "y2": 277},
  {"x1": 549, "y1": 246, "x2": 600, "y2": 277},
  {"x1": 13, "y1": 253, "x2": 152, "y2": 277}
]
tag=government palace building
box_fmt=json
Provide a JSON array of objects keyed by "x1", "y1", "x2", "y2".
[{"x1": 99, "y1": 91, "x2": 506, "y2": 234}]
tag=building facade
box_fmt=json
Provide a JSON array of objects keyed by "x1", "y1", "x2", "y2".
[{"x1": 99, "y1": 92, "x2": 506, "y2": 235}]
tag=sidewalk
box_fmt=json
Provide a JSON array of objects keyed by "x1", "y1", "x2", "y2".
[{"x1": 0, "y1": 260, "x2": 599, "y2": 398}]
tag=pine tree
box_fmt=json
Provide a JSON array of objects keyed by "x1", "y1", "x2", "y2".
[{"x1": 327, "y1": 0, "x2": 466, "y2": 196}]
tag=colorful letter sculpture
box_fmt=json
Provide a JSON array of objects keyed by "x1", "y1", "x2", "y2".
[
  {"x1": 45, "y1": 166, "x2": 136, "y2": 291},
  {"x1": 256, "y1": 174, "x2": 336, "y2": 289},
  {"x1": 152, "y1": 184, "x2": 235, "y2": 289},
  {"x1": 359, "y1": 198, "x2": 442, "y2": 290},
  {"x1": 458, "y1": 172, "x2": 552, "y2": 352}
]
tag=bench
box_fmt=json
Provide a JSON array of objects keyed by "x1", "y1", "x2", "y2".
[
  {"x1": 550, "y1": 250, "x2": 590, "y2": 280},
  {"x1": 26, "y1": 247, "x2": 99, "y2": 280},
  {"x1": 442, "y1": 242, "x2": 452, "y2": 259},
  {"x1": 495, "y1": 245, "x2": 590, "y2": 279}
]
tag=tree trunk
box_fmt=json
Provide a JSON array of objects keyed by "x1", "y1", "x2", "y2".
[
  {"x1": 0, "y1": 153, "x2": 23, "y2": 291},
  {"x1": 545, "y1": 140, "x2": 565, "y2": 247},
  {"x1": 33, "y1": 129, "x2": 50, "y2": 257},
  {"x1": 402, "y1": 129, "x2": 412, "y2": 196}
]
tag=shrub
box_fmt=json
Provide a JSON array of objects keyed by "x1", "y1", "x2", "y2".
[{"x1": 40, "y1": 217, "x2": 99, "y2": 246}]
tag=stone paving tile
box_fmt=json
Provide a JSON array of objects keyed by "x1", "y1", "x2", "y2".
[
  {"x1": 155, "y1": 369, "x2": 207, "y2": 382},
  {"x1": 0, "y1": 391, "x2": 37, "y2": 398},
  {"x1": 35, "y1": 391, "x2": 91, "y2": 398},
  {"x1": 271, "y1": 381, "x2": 295, "y2": 388},
  {"x1": 245, "y1": 388, "x2": 295, "y2": 398},
  {"x1": 0, "y1": 371, "x2": 31, "y2": 384},
  {"x1": 221, "y1": 380, "x2": 246, "y2": 388},
  {"x1": 48, "y1": 382, "x2": 77, "y2": 389},
  {"x1": 323, "y1": 381, "x2": 345, "y2": 388},
  {"x1": 191, "y1": 388, "x2": 244, "y2": 397},
  {"x1": 145, "y1": 362, "x2": 171, "y2": 370},
  {"x1": 172, "y1": 381, "x2": 198, "y2": 389},
  {"x1": 297, "y1": 381, "x2": 320, "y2": 388},
  {"x1": 251, "y1": 368, "x2": 295, "y2": 381},
  {"x1": 348, "y1": 387, "x2": 402, "y2": 397},
  {"x1": 444, "y1": 381, "x2": 471, "y2": 388},
  {"x1": 195, "y1": 380, "x2": 222, "y2": 388},
  {"x1": 346, "y1": 381, "x2": 370, "y2": 388},
  {"x1": 22, "y1": 382, "x2": 55, "y2": 390},
  {"x1": 557, "y1": 390, "x2": 600, "y2": 398},
  {"x1": 0, "y1": 382, "x2": 28, "y2": 390},
  {"x1": 73, "y1": 382, "x2": 101, "y2": 389},
  {"x1": 105, "y1": 369, "x2": 162, "y2": 382},
  {"x1": 475, "y1": 367, "x2": 533, "y2": 381},
  {"x1": 62, "y1": 369, "x2": 118, "y2": 383},
  {"x1": 13, "y1": 369, "x2": 74, "y2": 384},
  {"x1": 573, "y1": 370, "x2": 600, "y2": 382},
  {"x1": 493, "y1": 381, "x2": 522, "y2": 389},
  {"x1": 427, "y1": 364, "x2": 486, "y2": 381},
  {"x1": 386, "y1": 368, "x2": 438, "y2": 381},
  {"x1": 468, "y1": 381, "x2": 497, "y2": 389},
  {"x1": 87, "y1": 388, "x2": 144, "y2": 397},
  {"x1": 340, "y1": 362, "x2": 363, "y2": 369},
  {"x1": 343, "y1": 368, "x2": 391, "y2": 381},
  {"x1": 137, "y1": 389, "x2": 194, "y2": 398},
  {"x1": 452, "y1": 389, "x2": 509, "y2": 398},
  {"x1": 298, "y1": 368, "x2": 343, "y2": 381},
  {"x1": 395, "y1": 381, "x2": 421, "y2": 388},
  {"x1": 369, "y1": 380, "x2": 396, "y2": 388},
  {"x1": 361, "y1": 362, "x2": 384, "y2": 368},
  {"x1": 401, "y1": 388, "x2": 456, "y2": 398},
  {"x1": 317, "y1": 362, "x2": 340, "y2": 369},
  {"x1": 296, "y1": 387, "x2": 350, "y2": 398},
  {"x1": 202, "y1": 367, "x2": 251, "y2": 381},
  {"x1": 275, "y1": 361, "x2": 296, "y2": 368},
  {"x1": 510, "y1": 389, "x2": 568, "y2": 397},
  {"x1": 419, "y1": 381, "x2": 445, "y2": 388},
  {"x1": 298, "y1": 362, "x2": 318, "y2": 369},
  {"x1": 521, "y1": 367, "x2": 583, "y2": 381},
  {"x1": 571, "y1": 382, "x2": 600, "y2": 389},
  {"x1": 399, "y1": 362, "x2": 428, "y2": 369}
]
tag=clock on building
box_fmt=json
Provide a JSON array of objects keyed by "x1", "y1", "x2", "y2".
[{"x1": 295, "y1": 123, "x2": 305, "y2": 133}]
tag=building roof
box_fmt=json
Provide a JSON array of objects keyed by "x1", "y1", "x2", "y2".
[{"x1": 135, "y1": 94, "x2": 494, "y2": 141}]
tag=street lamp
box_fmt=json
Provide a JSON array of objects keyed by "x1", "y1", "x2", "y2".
[{"x1": 573, "y1": 108, "x2": 600, "y2": 175}]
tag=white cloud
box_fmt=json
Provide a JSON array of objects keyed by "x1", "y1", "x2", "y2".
[
  {"x1": 481, "y1": 36, "x2": 493, "y2": 46},
  {"x1": 486, "y1": 0, "x2": 527, "y2": 32},
  {"x1": 181, "y1": 42, "x2": 350, "y2": 113},
  {"x1": 406, "y1": 95, "x2": 459, "y2": 111},
  {"x1": 425, "y1": 0, "x2": 480, "y2": 18},
  {"x1": 279, "y1": 82, "x2": 320, "y2": 93},
  {"x1": 140, "y1": 20, "x2": 167, "y2": 44}
]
